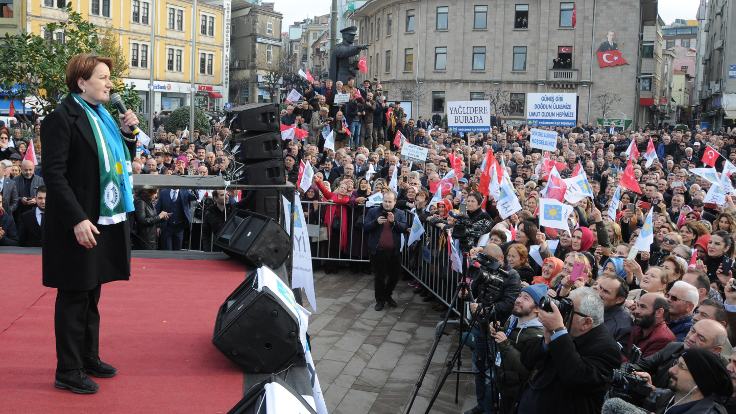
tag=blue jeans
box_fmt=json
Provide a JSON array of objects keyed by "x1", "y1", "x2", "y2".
[{"x1": 350, "y1": 120, "x2": 362, "y2": 147}]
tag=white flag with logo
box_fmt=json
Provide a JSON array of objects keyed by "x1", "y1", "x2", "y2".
[
  {"x1": 323, "y1": 130, "x2": 335, "y2": 151},
  {"x1": 299, "y1": 161, "x2": 315, "y2": 192},
  {"x1": 291, "y1": 193, "x2": 317, "y2": 312}
]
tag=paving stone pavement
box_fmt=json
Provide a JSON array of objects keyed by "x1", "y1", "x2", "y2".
[{"x1": 309, "y1": 267, "x2": 477, "y2": 414}]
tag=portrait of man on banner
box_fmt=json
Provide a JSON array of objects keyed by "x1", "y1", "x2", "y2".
[{"x1": 596, "y1": 30, "x2": 628, "y2": 68}]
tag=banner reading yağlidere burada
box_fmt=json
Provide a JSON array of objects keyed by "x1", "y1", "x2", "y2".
[
  {"x1": 447, "y1": 101, "x2": 491, "y2": 133},
  {"x1": 526, "y1": 93, "x2": 577, "y2": 127}
]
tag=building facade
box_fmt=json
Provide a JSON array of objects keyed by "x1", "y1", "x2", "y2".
[
  {"x1": 286, "y1": 14, "x2": 330, "y2": 77},
  {"x1": 353, "y1": 0, "x2": 661, "y2": 128},
  {"x1": 696, "y1": 0, "x2": 736, "y2": 130},
  {"x1": 229, "y1": 1, "x2": 283, "y2": 104},
  {"x1": 25, "y1": 0, "x2": 226, "y2": 115}
]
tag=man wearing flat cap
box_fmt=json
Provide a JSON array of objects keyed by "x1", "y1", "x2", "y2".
[
  {"x1": 329, "y1": 26, "x2": 368, "y2": 84},
  {"x1": 664, "y1": 348, "x2": 733, "y2": 413}
]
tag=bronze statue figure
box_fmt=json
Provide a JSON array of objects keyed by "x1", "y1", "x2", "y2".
[{"x1": 329, "y1": 26, "x2": 368, "y2": 85}]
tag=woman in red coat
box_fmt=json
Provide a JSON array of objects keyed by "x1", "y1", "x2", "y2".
[{"x1": 314, "y1": 175, "x2": 351, "y2": 273}]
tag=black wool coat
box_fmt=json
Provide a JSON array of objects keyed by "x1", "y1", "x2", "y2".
[{"x1": 40, "y1": 95, "x2": 136, "y2": 291}]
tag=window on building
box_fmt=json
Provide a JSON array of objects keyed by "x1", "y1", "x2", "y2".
[
  {"x1": 201, "y1": 15, "x2": 208, "y2": 35},
  {"x1": 175, "y1": 49, "x2": 182, "y2": 72},
  {"x1": 207, "y1": 53, "x2": 213, "y2": 75},
  {"x1": 472, "y1": 46, "x2": 486, "y2": 70},
  {"x1": 267, "y1": 21, "x2": 273, "y2": 35},
  {"x1": 44, "y1": 0, "x2": 66, "y2": 7},
  {"x1": 377, "y1": 17, "x2": 381, "y2": 37},
  {"x1": 176, "y1": 9, "x2": 184, "y2": 31},
  {"x1": 200, "y1": 52, "x2": 206, "y2": 74},
  {"x1": 42, "y1": 28, "x2": 53, "y2": 42},
  {"x1": 168, "y1": 7, "x2": 175, "y2": 29},
  {"x1": 91, "y1": 0, "x2": 110, "y2": 17},
  {"x1": 640, "y1": 75, "x2": 652, "y2": 91},
  {"x1": 680, "y1": 65, "x2": 688, "y2": 72},
  {"x1": 140, "y1": 44, "x2": 148, "y2": 68},
  {"x1": 434, "y1": 47, "x2": 447, "y2": 70},
  {"x1": 510, "y1": 93, "x2": 525, "y2": 116},
  {"x1": 436, "y1": 6, "x2": 448, "y2": 30},
  {"x1": 666, "y1": 39, "x2": 675, "y2": 49},
  {"x1": 387, "y1": 13, "x2": 392, "y2": 35},
  {"x1": 514, "y1": 4, "x2": 528, "y2": 29},
  {"x1": 376, "y1": 52, "x2": 380, "y2": 73},
  {"x1": 470, "y1": 92, "x2": 485, "y2": 101},
  {"x1": 385, "y1": 50, "x2": 391, "y2": 72},
  {"x1": 642, "y1": 42, "x2": 654, "y2": 58},
  {"x1": 432, "y1": 91, "x2": 446, "y2": 113},
  {"x1": 559, "y1": 2, "x2": 574, "y2": 27},
  {"x1": 681, "y1": 38, "x2": 691, "y2": 48},
  {"x1": 266, "y1": 45, "x2": 273, "y2": 64},
  {"x1": 512, "y1": 46, "x2": 527, "y2": 71},
  {"x1": 404, "y1": 48, "x2": 414, "y2": 72},
  {"x1": 167, "y1": 48, "x2": 174, "y2": 71},
  {"x1": 406, "y1": 10, "x2": 415, "y2": 32},
  {"x1": 369, "y1": 22, "x2": 373, "y2": 42},
  {"x1": 474, "y1": 5, "x2": 488, "y2": 29},
  {"x1": 132, "y1": 0, "x2": 140, "y2": 23},
  {"x1": 131, "y1": 43, "x2": 139, "y2": 67},
  {"x1": 141, "y1": 1, "x2": 149, "y2": 24},
  {"x1": 554, "y1": 46, "x2": 572, "y2": 69}
]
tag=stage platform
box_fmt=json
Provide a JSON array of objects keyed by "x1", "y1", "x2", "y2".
[{"x1": 0, "y1": 250, "x2": 246, "y2": 413}]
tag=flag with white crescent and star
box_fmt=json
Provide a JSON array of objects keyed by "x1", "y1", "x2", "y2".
[{"x1": 597, "y1": 50, "x2": 628, "y2": 68}]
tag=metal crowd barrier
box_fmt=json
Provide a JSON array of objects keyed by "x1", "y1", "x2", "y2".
[{"x1": 299, "y1": 200, "x2": 369, "y2": 263}]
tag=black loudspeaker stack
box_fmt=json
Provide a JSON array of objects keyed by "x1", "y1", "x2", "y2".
[
  {"x1": 230, "y1": 103, "x2": 285, "y2": 186},
  {"x1": 213, "y1": 272, "x2": 304, "y2": 375},
  {"x1": 214, "y1": 210, "x2": 290, "y2": 269}
]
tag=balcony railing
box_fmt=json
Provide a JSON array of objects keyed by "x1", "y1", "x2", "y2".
[{"x1": 547, "y1": 68, "x2": 579, "y2": 82}]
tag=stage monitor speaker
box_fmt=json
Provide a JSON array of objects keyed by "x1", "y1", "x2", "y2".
[
  {"x1": 228, "y1": 375, "x2": 316, "y2": 414},
  {"x1": 232, "y1": 132, "x2": 282, "y2": 162},
  {"x1": 232, "y1": 103, "x2": 279, "y2": 133},
  {"x1": 213, "y1": 274, "x2": 304, "y2": 375},
  {"x1": 214, "y1": 210, "x2": 290, "y2": 269},
  {"x1": 242, "y1": 159, "x2": 286, "y2": 186}
]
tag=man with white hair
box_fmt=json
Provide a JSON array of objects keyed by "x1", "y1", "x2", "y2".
[
  {"x1": 517, "y1": 287, "x2": 620, "y2": 413},
  {"x1": 667, "y1": 280, "x2": 699, "y2": 342}
]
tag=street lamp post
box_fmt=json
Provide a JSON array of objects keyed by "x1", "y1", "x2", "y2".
[
  {"x1": 148, "y1": 0, "x2": 156, "y2": 138},
  {"x1": 190, "y1": 0, "x2": 198, "y2": 135}
]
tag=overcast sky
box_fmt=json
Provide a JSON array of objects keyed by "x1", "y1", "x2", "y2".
[{"x1": 275, "y1": 0, "x2": 701, "y2": 32}]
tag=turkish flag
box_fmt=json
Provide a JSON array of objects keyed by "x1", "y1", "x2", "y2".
[
  {"x1": 544, "y1": 168, "x2": 568, "y2": 202},
  {"x1": 597, "y1": 50, "x2": 628, "y2": 68},
  {"x1": 358, "y1": 56, "x2": 368, "y2": 74},
  {"x1": 294, "y1": 127, "x2": 309, "y2": 140},
  {"x1": 478, "y1": 150, "x2": 500, "y2": 196},
  {"x1": 305, "y1": 69, "x2": 314, "y2": 83},
  {"x1": 23, "y1": 138, "x2": 38, "y2": 165},
  {"x1": 448, "y1": 153, "x2": 464, "y2": 179},
  {"x1": 393, "y1": 130, "x2": 405, "y2": 149},
  {"x1": 620, "y1": 160, "x2": 642, "y2": 194},
  {"x1": 701, "y1": 146, "x2": 720, "y2": 167}
]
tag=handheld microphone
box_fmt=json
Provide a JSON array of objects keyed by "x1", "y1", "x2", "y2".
[{"x1": 110, "y1": 93, "x2": 141, "y2": 135}]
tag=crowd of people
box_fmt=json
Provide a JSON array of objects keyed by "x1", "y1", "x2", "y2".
[{"x1": 3, "y1": 74, "x2": 736, "y2": 412}]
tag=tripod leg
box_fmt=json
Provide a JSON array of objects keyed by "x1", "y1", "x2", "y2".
[
  {"x1": 403, "y1": 284, "x2": 462, "y2": 414},
  {"x1": 423, "y1": 309, "x2": 483, "y2": 414}
]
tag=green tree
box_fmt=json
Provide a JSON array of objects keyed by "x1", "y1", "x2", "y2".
[
  {"x1": 0, "y1": 4, "x2": 140, "y2": 119},
  {"x1": 163, "y1": 106, "x2": 210, "y2": 133}
]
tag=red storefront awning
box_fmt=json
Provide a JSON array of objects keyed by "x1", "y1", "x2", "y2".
[{"x1": 208, "y1": 92, "x2": 223, "y2": 99}]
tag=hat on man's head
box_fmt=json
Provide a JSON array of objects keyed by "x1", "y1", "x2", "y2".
[
  {"x1": 340, "y1": 26, "x2": 358, "y2": 35},
  {"x1": 9, "y1": 152, "x2": 21, "y2": 160},
  {"x1": 682, "y1": 348, "x2": 733, "y2": 398},
  {"x1": 521, "y1": 284, "x2": 548, "y2": 307}
]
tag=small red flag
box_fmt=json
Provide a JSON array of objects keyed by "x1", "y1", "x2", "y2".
[
  {"x1": 597, "y1": 50, "x2": 628, "y2": 68},
  {"x1": 294, "y1": 127, "x2": 309, "y2": 140},
  {"x1": 701, "y1": 146, "x2": 720, "y2": 167},
  {"x1": 358, "y1": 56, "x2": 368, "y2": 74},
  {"x1": 626, "y1": 139, "x2": 640, "y2": 160},
  {"x1": 620, "y1": 160, "x2": 642, "y2": 194},
  {"x1": 23, "y1": 138, "x2": 38, "y2": 165},
  {"x1": 305, "y1": 69, "x2": 314, "y2": 83},
  {"x1": 393, "y1": 130, "x2": 405, "y2": 149},
  {"x1": 342, "y1": 118, "x2": 351, "y2": 137}
]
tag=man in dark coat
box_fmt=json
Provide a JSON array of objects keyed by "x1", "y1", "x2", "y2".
[
  {"x1": 363, "y1": 190, "x2": 407, "y2": 311},
  {"x1": 201, "y1": 189, "x2": 232, "y2": 252},
  {"x1": 0, "y1": 160, "x2": 19, "y2": 215},
  {"x1": 518, "y1": 287, "x2": 620, "y2": 414},
  {"x1": 155, "y1": 186, "x2": 195, "y2": 250},
  {"x1": 19, "y1": 185, "x2": 45, "y2": 247},
  {"x1": 41, "y1": 54, "x2": 141, "y2": 395}
]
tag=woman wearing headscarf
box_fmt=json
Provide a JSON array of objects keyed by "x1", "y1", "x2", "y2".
[{"x1": 532, "y1": 257, "x2": 564, "y2": 287}]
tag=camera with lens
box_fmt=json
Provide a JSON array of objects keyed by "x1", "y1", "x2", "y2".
[
  {"x1": 539, "y1": 296, "x2": 574, "y2": 321},
  {"x1": 470, "y1": 253, "x2": 509, "y2": 309},
  {"x1": 606, "y1": 347, "x2": 673, "y2": 412},
  {"x1": 448, "y1": 211, "x2": 483, "y2": 249}
]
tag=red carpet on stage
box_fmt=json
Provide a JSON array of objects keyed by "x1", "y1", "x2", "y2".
[{"x1": 0, "y1": 254, "x2": 246, "y2": 413}]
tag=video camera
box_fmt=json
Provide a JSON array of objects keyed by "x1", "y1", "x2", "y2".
[
  {"x1": 606, "y1": 346, "x2": 673, "y2": 412},
  {"x1": 469, "y1": 253, "x2": 509, "y2": 312},
  {"x1": 448, "y1": 211, "x2": 484, "y2": 248}
]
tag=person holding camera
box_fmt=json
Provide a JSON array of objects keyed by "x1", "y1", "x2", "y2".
[
  {"x1": 517, "y1": 287, "x2": 620, "y2": 414},
  {"x1": 363, "y1": 190, "x2": 408, "y2": 311}
]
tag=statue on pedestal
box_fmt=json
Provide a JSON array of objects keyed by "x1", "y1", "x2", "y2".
[{"x1": 329, "y1": 26, "x2": 368, "y2": 85}]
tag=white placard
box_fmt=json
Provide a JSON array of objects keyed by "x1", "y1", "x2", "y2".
[
  {"x1": 286, "y1": 89, "x2": 302, "y2": 103},
  {"x1": 447, "y1": 101, "x2": 491, "y2": 132},
  {"x1": 529, "y1": 128, "x2": 559, "y2": 152},
  {"x1": 400, "y1": 142, "x2": 429, "y2": 162},
  {"x1": 526, "y1": 93, "x2": 577, "y2": 127},
  {"x1": 334, "y1": 93, "x2": 350, "y2": 104}
]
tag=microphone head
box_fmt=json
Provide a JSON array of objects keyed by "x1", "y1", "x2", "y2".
[{"x1": 109, "y1": 92, "x2": 126, "y2": 112}]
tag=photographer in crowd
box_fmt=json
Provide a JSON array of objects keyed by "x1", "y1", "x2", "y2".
[{"x1": 518, "y1": 287, "x2": 620, "y2": 413}]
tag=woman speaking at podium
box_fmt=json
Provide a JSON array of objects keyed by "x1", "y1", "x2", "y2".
[{"x1": 40, "y1": 54, "x2": 139, "y2": 394}]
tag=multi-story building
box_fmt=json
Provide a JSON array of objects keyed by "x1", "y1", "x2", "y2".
[
  {"x1": 24, "y1": 0, "x2": 226, "y2": 114},
  {"x1": 662, "y1": 19, "x2": 698, "y2": 50},
  {"x1": 1, "y1": 0, "x2": 25, "y2": 116},
  {"x1": 229, "y1": 0, "x2": 283, "y2": 104},
  {"x1": 287, "y1": 15, "x2": 329, "y2": 76},
  {"x1": 696, "y1": 0, "x2": 736, "y2": 130},
  {"x1": 353, "y1": 0, "x2": 662, "y2": 128}
]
